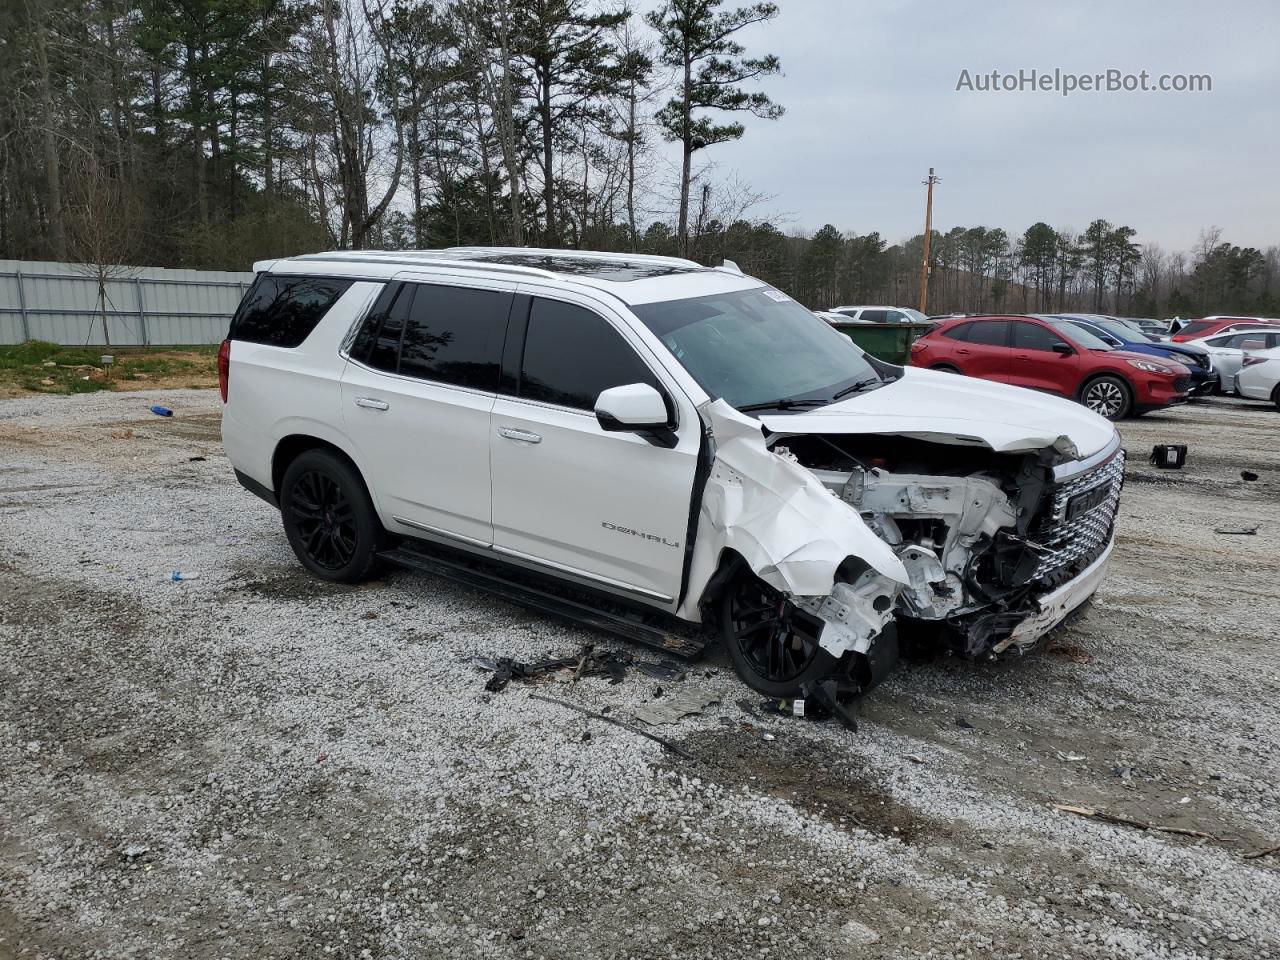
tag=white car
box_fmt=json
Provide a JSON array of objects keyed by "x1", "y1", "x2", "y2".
[
  {"x1": 220, "y1": 247, "x2": 1123, "y2": 699},
  {"x1": 828, "y1": 305, "x2": 929, "y2": 324},
  {"x1": 1235, "y1": 345, "x2": 1280, "y2": 408},
  {"x1": 1189, "y1": 328, "x2": 1280, "y2": 392}
]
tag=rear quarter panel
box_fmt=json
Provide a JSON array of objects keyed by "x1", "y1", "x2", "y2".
[{"x1": 221, "y1": 280, "x2": 383, "y2": 490}]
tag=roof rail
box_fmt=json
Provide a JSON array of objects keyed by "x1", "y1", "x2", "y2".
[
  {"x1": 445, "y1": 245, "x2": 705, "y2": 270},
  {"x1": 285, "y1": 250, "x2": 565, "y2": 281}
]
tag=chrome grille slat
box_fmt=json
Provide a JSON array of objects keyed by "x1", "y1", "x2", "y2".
[{"x1": 1031, "y1": 449, "x2": 1125, "y2": 582}]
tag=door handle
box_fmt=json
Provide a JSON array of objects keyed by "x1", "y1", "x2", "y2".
[
  {"x1": 498, "y1": 427, "x2": 542, "y2": 444},
  {"x1": 956, "y1": 348, "x2": 971, "y2": 355},
  {"x1": 354, "y1": 397, "x2": 389, "y2": 411}
]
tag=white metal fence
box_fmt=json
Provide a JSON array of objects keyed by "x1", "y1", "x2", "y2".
[{"x1": 0, "y1": 259, "x2": 255, "y2": 345}]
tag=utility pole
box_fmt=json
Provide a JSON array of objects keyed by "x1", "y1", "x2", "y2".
[{"x1": 918, "y1": 167, "x2": 940, "y2": 313}]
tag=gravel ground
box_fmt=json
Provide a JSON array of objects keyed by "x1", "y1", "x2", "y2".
[{"x1": 2, "y1": 389, "x2": 1278, "y2": 960}]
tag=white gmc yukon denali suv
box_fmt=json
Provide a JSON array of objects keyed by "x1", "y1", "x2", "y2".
[{"x1": 220, "y1": 248, "x2": 1124, "y2": 701}]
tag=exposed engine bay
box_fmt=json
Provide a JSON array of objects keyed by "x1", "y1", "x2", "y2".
[
  {"x1": 682, "y1": 399, "x2": 1124, "y2": 700},
  {"x1": 770, "y1": 431, "x2": 1124, "y2": 659}
]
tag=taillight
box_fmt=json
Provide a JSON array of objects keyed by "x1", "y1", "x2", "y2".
[
  {"x1": 1241, "y1": 354, "x2": 1267, "y2": 368},
  {"x1": 217, "y1": 339, "x2": 231, "y2": 403}
]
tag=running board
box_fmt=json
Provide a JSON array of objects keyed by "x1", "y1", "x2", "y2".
[{"x1": 378, "y1": 545, "x2": 708, "y2": 660}]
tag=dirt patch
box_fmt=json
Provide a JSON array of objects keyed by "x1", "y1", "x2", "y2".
[{"x1": 669, "y1": 726, "x2": 943, "y2": 843}]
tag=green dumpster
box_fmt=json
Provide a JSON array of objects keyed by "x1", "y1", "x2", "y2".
[{"x1": 831, "y1": 322, "x2": 933, "y2": 364}]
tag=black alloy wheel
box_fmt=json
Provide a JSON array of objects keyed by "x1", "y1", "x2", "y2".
[
  {"x1": 280, "y1": 449, "x2": 382, "y2": 583},
  {"x1": 289, "y1": 470, "x2": 357, "y2": 570},
  {"x1": 720, "y1": 569, "x2": 838, "y2": 697}
]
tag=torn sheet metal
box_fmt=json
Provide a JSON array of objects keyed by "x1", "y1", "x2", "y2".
[{"x1": 678, "y1": 400, "x2": 908, "y2": 622}]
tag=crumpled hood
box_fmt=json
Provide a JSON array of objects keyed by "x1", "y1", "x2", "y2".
[{"x1": 759, "y1": 366, "x2": 1118, "y2": 457}]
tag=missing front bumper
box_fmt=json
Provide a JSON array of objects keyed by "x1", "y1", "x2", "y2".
[{"x1": 992, "y1": 537, "x2": 1116, "y2": 654}]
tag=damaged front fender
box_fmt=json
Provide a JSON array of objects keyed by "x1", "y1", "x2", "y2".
[{"x1": 679, "y1": 400, "x2": 909, "y2": 649}]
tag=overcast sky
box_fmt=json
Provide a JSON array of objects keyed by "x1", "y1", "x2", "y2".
[{"x1": 666, "y1": 0, "x2": 1279, "y2": 252}]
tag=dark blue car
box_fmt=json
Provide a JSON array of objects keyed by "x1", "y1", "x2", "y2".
[{"x1": 1047, "y1": 315, "x2": 1217, "y2": 396}]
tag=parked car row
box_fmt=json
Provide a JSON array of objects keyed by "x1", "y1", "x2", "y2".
[{"x1": 907, "y1": 314, "x2": 1194, "y2": 420}]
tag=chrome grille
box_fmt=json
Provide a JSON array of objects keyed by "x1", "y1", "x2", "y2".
[{"x1": 1031, "y1": 449, "x2": 1125, "y2": 583}]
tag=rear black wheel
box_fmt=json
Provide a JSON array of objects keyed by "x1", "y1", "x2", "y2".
[
  {"x1": 930, "y1": 363, "x2": 961, "y2": 374},
  {"x1": 720, "y1": 568, "x2": 838, "y2": 697},
  {"x1": 280, "y1": 449, "x2": 382, "y2": 583}
]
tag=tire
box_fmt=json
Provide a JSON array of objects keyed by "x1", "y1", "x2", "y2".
[
  {"x1": 1272, "y1": 384, "x2": 1280, "y2": 412},
  {"x1": 719, "y1": 567, "x2": 839, "y2": 697},
  {"x1": 930, "y1": 363, "x2": 961, "y2": 374},
  {"x1": 279, "y1": 449, "x2": 382, "y2": 583},
  {"x1": 1079, "y1": 375, "x2": 1132, "y2": 420}
]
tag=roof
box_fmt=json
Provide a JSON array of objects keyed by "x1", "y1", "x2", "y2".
[{"x1": 254, "y1": 246, "x2": 762, "y2": 306}]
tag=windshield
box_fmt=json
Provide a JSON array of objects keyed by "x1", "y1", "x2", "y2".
[
  {"x1": 1092, "y1": 318, "x2": 1156, "y2": 343},
  {"x1": 631, "y1": 287, "x2": 882, "y2": 408},
  {"x1": 1049, "y1": 319, "x2": 1114, "y2": 351},
  {"x1": 901, "y1": 307, "x2": 929, "y2": 323}
]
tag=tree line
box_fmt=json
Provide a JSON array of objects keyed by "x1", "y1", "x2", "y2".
[
  {"x1": 2, "y1": 0, "x2": 1276, "y2": 319},
  {"x1": 1, "y1": 0, "x2": 784, "y2": 268}
]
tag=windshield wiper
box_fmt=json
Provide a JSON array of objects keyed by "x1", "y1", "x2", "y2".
[
  {"x1": 829, "y1": 377, "x2": 883, "y2": 401},
  {"x1": 736, "y1": 397, "x2": 832, "y2": 413}
]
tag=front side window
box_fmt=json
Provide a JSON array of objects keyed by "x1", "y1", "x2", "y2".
[
  {"x1": 520, "y1": 298, "x2": 661, "y2": 411},
  {"x1": 860, "y1": 309, "x2": 888, "y2": 323},
  {"x1": 398, "y1": 283, "x2": 511, "y2": 390},
  {"x1": 230, "y1": 274, "x2": 353, "y2": 347},
  {"x1": 1011, "y1": 320, "x2": 1068, "y2": 351},
  {"x1": 630, "y1": 287, "x2": 882, "y2": 409}
]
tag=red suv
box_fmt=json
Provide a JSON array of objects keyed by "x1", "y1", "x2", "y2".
[
  {"x1": 1170, "y1": 316, "x2": 1280, "y2": 343},
  {"x1": 909, "y1": 314, "x2": 1191, "y2": 420}
]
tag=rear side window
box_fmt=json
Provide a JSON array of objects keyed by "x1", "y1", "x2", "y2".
[
  {"x1": 860, "y1": 309, "x2": 888, "y2": 323},
  {"x1": 943, "y1": 323, "x2": 973, "y2": 341},
  {"x1": 520, "y1": 298, "x2": 660, "y2": 410},
  {"x1": 1178, "y1": 320, "x2": 1213, "y2": 338},
  {"x1": 350, "y1": 282, "x2": 412, "y2": 372},
  {"x1": 398, "y1": 283, "x2": 512, "y2": 390},
  {"x1": 966, "y1": 319, "x2": 1010, "y2": 346},
  {"x1": 230, "y1": 274, "x2": 352, "y2": 347}
]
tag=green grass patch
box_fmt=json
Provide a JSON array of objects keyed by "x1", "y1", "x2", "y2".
[{"x1": 0, "y1": 341, "x2": 219, "y2": 395}]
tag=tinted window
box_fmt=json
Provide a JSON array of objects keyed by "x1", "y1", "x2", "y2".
[
  {"x1": 520, "y1": 299, "x2": 661, "y2": 411},
  {"x1": 966, "y1": 319, "x2": 1010, "y2": 346},
  {"x1": 860, "y1": 309, "x2": 889, "y2": 323},
  {"x1": 943, "y1": 322, "x2": 973, "y2": 342},
  {"x1": 1178, "y1": 320, "x2": 1214, "y2": 338},
  {"x1": 351, "y1": 282, "x2": 412, "y2": 372},
  {"x1": 229, "y1": 274, "x2": 352, "y2": 347},
  {"x1": 397, "y1": 283, "x2": 511, "y2": 390},
  {"x1": 1011, "y1": 320, "x2": 1067, "y2": 351}
]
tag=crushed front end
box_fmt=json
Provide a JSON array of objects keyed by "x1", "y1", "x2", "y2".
[{"x1": 774, "y1": 431, "x2": 1125, "y2": 658}]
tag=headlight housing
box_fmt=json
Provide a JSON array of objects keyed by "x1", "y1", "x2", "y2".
[{"x1": 1126, "y1": 358, "x2": 1174, "y2": 375}]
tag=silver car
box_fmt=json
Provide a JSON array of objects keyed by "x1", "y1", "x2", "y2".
[{"x1": 1190, "y1": 328, "x2": 1280, "y2": 392}]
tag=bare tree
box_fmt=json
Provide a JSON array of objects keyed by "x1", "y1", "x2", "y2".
[{"x1": 63, "y1": 158, "x2": 144, "y2": 345}]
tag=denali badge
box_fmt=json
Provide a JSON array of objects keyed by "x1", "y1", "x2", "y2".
[{"x1": 602, "y1": 521, "x2": 680, "y2": 548}]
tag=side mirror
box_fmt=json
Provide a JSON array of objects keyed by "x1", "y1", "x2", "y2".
[
  {"x1": 1052, "y1": 343, "x2": 1075, "y2": 355},
  {"x1": 595, "y1": 383, "x2": 676, "y2": 447}
]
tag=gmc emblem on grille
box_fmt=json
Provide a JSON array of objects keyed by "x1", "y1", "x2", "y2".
[{"x1": 1066, "y1": 483, "x2": 1111, "y2": 520}]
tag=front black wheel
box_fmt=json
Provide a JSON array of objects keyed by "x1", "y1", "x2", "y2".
[
  {"x1": 280, "y1": 449, "x2": 382, "y2": 583},
  {"x1": 720, "y1": 569, "x2": 838, "y2": 697}
]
